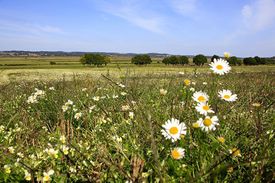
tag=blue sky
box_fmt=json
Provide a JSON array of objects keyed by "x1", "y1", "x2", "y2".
[{"x1": 0, "y1": 0, "x2": 275, "y2": 57}]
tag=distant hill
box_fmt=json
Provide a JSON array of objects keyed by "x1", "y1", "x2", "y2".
[
  {"x1": 0, "y1": 50, "x2": 174, "y2": 58},
  {"x1": 0, "y1": 51, "x2": 274, "y2": 61}
]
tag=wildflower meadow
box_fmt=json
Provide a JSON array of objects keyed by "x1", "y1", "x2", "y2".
[{"x1": 0, "y1": 57, "x2": 274, "y2": 182}]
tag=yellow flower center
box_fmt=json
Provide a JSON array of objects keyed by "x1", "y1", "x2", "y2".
[
  {"x1": 231, "y1": 148, "x2": 241, "y2": 157},
  {"x1": 43, "y1": 175, "x2": 50, "y2": 182},
  {"x1": 184, "y1": 79, "x2": 191, "y2": 86},
  {"x1": 203, "y1": 118, "x2": 212, "y2": 127},
  {"x1": 198, "y1": 96, "x2": 206, "y2": 102},
  {"x1": 203, "y1": 105, "x2": 209, "y2": 111},
  {"x1": 169, "y1": 127, "x2": 179, "y2": 135},
  {"x1": 218, "y1": 137, "x2": 225, "y2": 143},
  {"x1": 25, "y1": 175, "x2": 31, "y2": 181},
  {"x1": 5, "y1": 168, "x2": 11, "y2": 174},
  {"x1": 223, "y1": 95, "x2": 230, "y2": 99},
  {"x1": 192, "y1": 122, "x2": 200, "y2": 128},
  {"x1": 216, "y1": 65, "x2": 223, "y2": 70},
  {"x1": 171, "y1": 149, "x2": 181, "y2": 159}
]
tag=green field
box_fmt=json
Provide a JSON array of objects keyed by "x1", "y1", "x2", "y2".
[
  {"x1": 1, "y1": 56, "x2": 275, "y2": 84},
  {"x1": 0, "y1": 56, "x2": 274, "y2": 182}
]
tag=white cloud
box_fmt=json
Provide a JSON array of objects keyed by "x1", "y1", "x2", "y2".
[
  {"x1": 242, "y1": 0, "x2": 275, "y2": 31},
  {"x1": 168, "y1": 0, "x2": 197, "y2": 16},
  {"x1": 0, "y1": 20, "x2": 63, "y2": 35},
  {"x1": 94, "y1": 0, "x2": 165, "y2": 34},
  {"x1": 36, "y1": 25, "x2": 63, "y2": 34},
  {"x1": 242, "y1": 5, "x2": 252, "y2": 19}
]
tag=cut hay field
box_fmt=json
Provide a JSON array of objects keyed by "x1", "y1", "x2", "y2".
[{"x1": 0, "y1": 56, "x2": 274, "y2": 182}]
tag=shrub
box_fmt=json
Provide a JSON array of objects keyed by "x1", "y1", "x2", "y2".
[
  {"x1": 193, "y1": 54, "x2": 207, "y2": 66},
  {"x1": 131, "y1": 54, "x2": 152, "y2": 65},
  {"x1": 49, "y1": 61, "x2": 56, "y2": 65}
]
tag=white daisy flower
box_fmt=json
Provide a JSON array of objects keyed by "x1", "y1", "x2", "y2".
[
  {"x1": 218, "y1": 90, "x2": 237, "y2": 102},
  {"x1": 118, "y1": 83, "x2": 125, "y2": 88},
  {"x1": 61, "y1": 145, "x2": 69, "y2": 155},
  {"x1": 89, "y1": 105, "x2": 96, "y2": 113},
  {"x1": 160, "y1": 89, "x2": 167, "y2": 96},
  {"x1": 210, "y1": 58, "x2": 231, "y2": 75},
  {"x1": 62, "y1": 105, "x2": 69, "y2": 112},
  {"x1": 43, "y1": 170, "x2": 54, "y2": 182},
  {"x1": 34, "y1": 88, "x2": 45, "y2": 96},
  {"x1": 74, "y1": 112, "x2": 82, "y2": 120},
  {"x1": 121, "y1": 105, "x2": 130, "y2": 111},
  {"x1": 27, "y1": 95, "x2": 38, "y2": 104},
  {"x1": 161, "y1": 118, "x2": 186, "y2": 142},
  {"x1": 129, "y1": 112, "x2": 134, "y2": 119},
  {"x1": 112, "y1": 95, "x2": 118, "y2": 99},
  {"x1": 92, "y1": 96, "x2": 100, "y2": 101},
  {"x1": 4, "y1": 165, "x2": 11, "y2": 174},
  {"x1": 65, "y1": 100, "x2": 73, "y2": 106},
  {"x1": 192, "y1": 91, "x2": 209, "y2": 103},
  {"x1": 8, "y1": 146, "x2": 15, "y2": 154},
  {"x1": 60, "y1": 135, "x2": 66, "y2": 144},
  {"x1": 195, "y1": 103, "x2": 215, "y2": 116},
  {"x1": 197, "y1": 116, "x2": 219, "y2": 131},
  {"x1": 24, "y1": 170, "x2": 31, "y2": 181},
  {"x1": 171, "y1": 147, "x2": 185, "y2": 160},
  {"x1": 49, "y1": 87, "x2": 55, "y2": 90},
  {"x1": 45, "y1": 148, "x2": 58, "y2": 159},
  {"x1": 120, "y1": 92, "x2": 127, "y2": 96}
]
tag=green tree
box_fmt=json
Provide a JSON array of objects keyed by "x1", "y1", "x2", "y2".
[
  {"x1": 162, "y1": 57, "x2": 170, "y2": 65},
  {"x1": 80, "y1": 53, "x2": 109, "y2": 66},
  {"x1": 254, "y1": 56, "x2": 266, "y2": 65},
  {"x1": 228, "y1": 56, "x2": 238, "y2": 66},
  {"x1": 131, "y1": 54, "x2": 152, "y2": 65},
  {"x1": 211, "y1": 55, "x2": 220, "y2": 62},
  {"x1": 178, "y1": 56, "x2": 189, "y2": 65},
  {"x1": 169, "y1": 56, "x2": 179, "y2": 65},
  {"x1": 236, "y1": 58, "x2": 242, "y2": 65},
  {"x1": 193, "y1": 54, "x2": 207, "y2": 66},
  {"x1": 243, "y1": 57, "x2": 257, "y2": 65}
]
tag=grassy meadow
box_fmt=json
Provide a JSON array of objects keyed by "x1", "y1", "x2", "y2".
[{"x1": 0, "y1": 56, "x2": 274, "y2": 182}]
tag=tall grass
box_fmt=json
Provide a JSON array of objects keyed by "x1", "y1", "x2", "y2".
[{"x1": 0, "y1": 71, "x2": 274, "y2": 182}]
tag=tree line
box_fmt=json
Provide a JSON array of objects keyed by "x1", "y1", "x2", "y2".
[{"x1": 80, "y1": 53, "x2": 275, "y2": 66}]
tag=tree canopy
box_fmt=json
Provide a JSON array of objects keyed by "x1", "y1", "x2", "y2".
[
  {"x1": 193, "y1": 54, "x2": 207, "y2": 66},
  {"x1": 131, "y1": 54, "x2": 152, "y2": 65},
  {"x1": 80, "y1": 53, "x2": 110, "y2": 66},
  {"x1": 162, "y1": 55, "x2": 189, "y2": 65}
]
